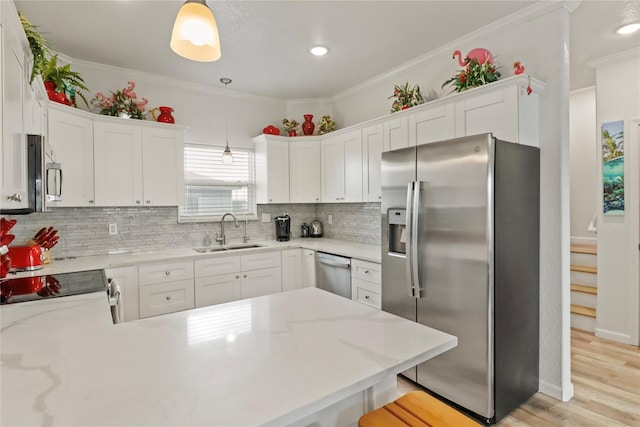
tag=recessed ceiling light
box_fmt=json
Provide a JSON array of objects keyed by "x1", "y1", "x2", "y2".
[
  {"x1": 309, "y1": 46, "x2": 329, "y2": 57},
  {"x1": 616, "y1": 22, "x2": 640, "y2": 34}
]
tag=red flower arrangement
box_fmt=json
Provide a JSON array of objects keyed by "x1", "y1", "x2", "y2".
[{"x1": 92, "y1": 81, "x2": 148, "y2": 120}]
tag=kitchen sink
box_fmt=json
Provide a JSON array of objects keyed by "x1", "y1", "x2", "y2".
[{"x1": 192, "y1": 244, "x2": 263, "y2": 254}]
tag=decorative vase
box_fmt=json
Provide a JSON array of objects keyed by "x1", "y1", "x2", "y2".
[
  {"x1": 302, "y1": 114, "x2": 314, "y2": 135},
  {"x1": 157, "y1": 106, "x2": 175, "y2": 124},
  {"x1": 288, "y1": 130, "x2": 297, "y2": 137},
  {"x1": 45, "y1": 81, "x2": 71, "y2": 106},
  {"x1": 263, "y1": 125, "x2": 280, "y2": 135},
  {"x1": 118, "y1": 111, "x2": 131, "y2": 119}
]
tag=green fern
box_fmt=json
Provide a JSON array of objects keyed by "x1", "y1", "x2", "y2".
[
  {"x1": 41, "y1": 55, "x2": 90, "y2": 108},
  {"x1": 19, "y1": 11, "x2": 53, "y2": 83}
]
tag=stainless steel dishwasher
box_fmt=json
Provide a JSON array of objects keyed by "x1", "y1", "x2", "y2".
[{"x1": 315, "y1": 252, "x2": 351, "y2": 299}]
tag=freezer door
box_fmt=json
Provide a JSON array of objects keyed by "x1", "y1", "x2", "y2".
[
  {"x1": 381, "y1": 146, "x2": 417, "y2": 380},
  {"x1": 415, "y1": 134, "x2": 494, "y2": 420}
]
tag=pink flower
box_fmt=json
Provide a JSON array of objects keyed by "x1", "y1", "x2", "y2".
[
  {"x1": 103, "y1": 98, "x2": 112, "y2": 108},
  {"x1": 96, "y1": 92, "x2": 105, "y2": 101},
  {"x1": 136, "y1": 98, "x2": 148, "y2": 111}
]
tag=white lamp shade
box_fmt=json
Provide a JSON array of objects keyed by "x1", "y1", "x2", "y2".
[{"x1": 170, "y1": 1, "x2": 221, "y2": 62}]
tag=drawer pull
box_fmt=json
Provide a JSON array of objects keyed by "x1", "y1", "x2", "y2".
[
  {"x1": 243, "y1": 274, "x2": 247, "y2": 278},
  {"x1": 235, "y1": 275, "x2": 240, "y2": 279},
  {"x1": 166, "y1": 296, "x2": 171, "y2": 301},
  {"x1": 365, "y1": 295, "x2": 370, "y2": 299},
  {"x1": 165, "y1": 271, "x2": 171, "y2": 276},
  {"x1": 364, "y1": 270, "x2": 369, "y2": 274}
]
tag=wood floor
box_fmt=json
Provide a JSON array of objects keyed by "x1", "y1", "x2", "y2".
[{"x1": 397, "y1": 328, "x2": 640, "y2": 426}]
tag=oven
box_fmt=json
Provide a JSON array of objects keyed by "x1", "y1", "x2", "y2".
[{"x1": 0, "y1": 270, "x2": 117, "y2": 322}]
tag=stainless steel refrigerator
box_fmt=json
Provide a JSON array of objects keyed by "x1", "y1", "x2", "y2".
[{"x1": 381, "y1": 133, "x2": 540, "y2": 424}]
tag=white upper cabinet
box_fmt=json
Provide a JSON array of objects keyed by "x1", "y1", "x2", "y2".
[
  {"x1": 142, "y1": 127, "x2": 185, "y2": 206},
  {"x1": 321, "y1": 130, "x2": 363, "y2": 203},
  {"x1": 94, "y1": 121, "x2": 144, "y2": 206},
  {"x1": 408, "y1": 103, "x2": 455, "y2": 147},
  {"x1": 383, "y1": 115, "x2": 409, "y2": 152},
  {"x1": 289, "y1": 138, "x2": 321, "y2": 203},
  {"x1": 1, "y1": 0, "x2": 28, "y2": 210},
  {"x1": 254, "y1": 135, "x2": 289, "y2": 203},
  {"x1": 361, "y1": 124, "x2": 383, "y2": 202},
  {"x1": 47, "y1": 105, "x2": 95, "y2": 206}
]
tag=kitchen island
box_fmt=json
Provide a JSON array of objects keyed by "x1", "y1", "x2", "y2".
[{"x1": 1, "y1": 287, "x2": 456, "y2": 426}]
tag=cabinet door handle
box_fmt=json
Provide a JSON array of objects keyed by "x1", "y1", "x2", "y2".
[
  {"x1": 7, "y1": 193, "x2": 22, "y2": 202},
  {"x1": 165, "y1": 271, "x2": 171, "y2": 276},
  {"x1": 89, "y1": 200, "x2": 94, "y2": 204},
  {"x1": 269, "y1": 198, "x2": 273, "y2": 202},
  {"x1": 365, "y1": 295, "x2": 370, "y2": 299},
  {"x1": 243, "y1": 274, "x2": 247, "y2": 278},
  {"x1": 235, "y1": 275, "x2": 240, "y2": 279},
  {"x1": 166, "y1": 296, "x2": 172, "y2": 301},
  {"x1": 364, "y1": 270, "x2": 369, "y2": 274},
  {"x1": 146, "y1": 200, "x2": 151, "y2": 204},
  {"x1": 136, "y1": 200, "x2": 141, "y2": 204}
]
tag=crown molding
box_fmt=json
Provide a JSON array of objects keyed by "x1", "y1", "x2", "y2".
[
  {"x1": 570, "y1": 85, "x2": 595, "y2": 95},
  {"x1": 332, "y1": 0, "x2": 570, "y2": 102},
  {"x1": 68, "y1": 57, "x2": 283, "y2": 104},
  {"x1": 587, "y1": 47, "x2": 640, "y2": 69}
]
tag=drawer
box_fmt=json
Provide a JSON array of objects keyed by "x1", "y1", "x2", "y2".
[
  {"x1": 139, "y1": 279, "x2": 195, "y2": 318},
  {"x1": 195, "y1": 255, "x2": 241, "y2": 278},
  {"x1": 241, "y1": 251, "x2": 281, "y2": 271},
  {"x1": 139, "y1": 260, "x2": 194, "y2": 286},
  {"x1": 352, "y1": 278, "x2": 381, "y2": 309},
  {"x1": 351, "y1": 259, "x2": 381, "y2": 284}
]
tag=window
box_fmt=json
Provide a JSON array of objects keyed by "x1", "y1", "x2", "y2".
[{"x1": 179, "y1": 144, "x2": 256, "y2": 221}]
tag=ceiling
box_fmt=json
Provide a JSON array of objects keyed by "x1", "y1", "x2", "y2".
[{"x1": 13, "y1": 1, "x2": 640, "y2": 99}]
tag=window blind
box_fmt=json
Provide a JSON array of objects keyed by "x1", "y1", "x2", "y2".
[{"x1": 180, "y1": 144, "x2": 256, "y2": 220}]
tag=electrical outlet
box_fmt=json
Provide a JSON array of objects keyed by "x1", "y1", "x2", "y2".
[
  {"x1": 262, "y1": 213, "x2": 271, "y2": 223},
  {"x1": 327, "y1": 214, "x2": 332, "y2": 225},
  {"x1": 108, "y1": 224, "x2": 118, "y2": 235}
]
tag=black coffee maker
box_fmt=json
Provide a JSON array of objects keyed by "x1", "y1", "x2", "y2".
[{"x1": 274, "y1": 214, "x2": 291, "y2": 241}]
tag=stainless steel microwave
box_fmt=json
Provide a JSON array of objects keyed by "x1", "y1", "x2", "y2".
[{"x1": 0, "y1": 134, "x2": 62, "y2": 215}]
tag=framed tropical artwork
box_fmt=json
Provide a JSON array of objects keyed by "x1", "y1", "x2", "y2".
[{"x1": 602, "y1": 120, "x2": 624, "y2": 216}]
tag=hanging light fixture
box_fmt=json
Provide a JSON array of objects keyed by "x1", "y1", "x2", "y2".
[
  {"x1": 615, "y1": 0, "x2": 640, "y2": 34},
  {"x1": 220, "y1": 78, "x2": 234, "y2": 165},
  {"x1": 170, "y1": 0, "x2": 221, "y2": 62}
]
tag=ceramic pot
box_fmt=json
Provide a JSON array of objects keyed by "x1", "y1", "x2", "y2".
[
  {"x1": 157, "y1": 106, "x2": 175, "y2": 124},
  {"x1": 302, "y1": 114, "x2": 314, "y2": 136},
  {"x1": 263, "y1": 125, "x2": 280, "y2": 135},
  {"x1": 45, "y1": 81, "x2": 71, "y2": 106}
]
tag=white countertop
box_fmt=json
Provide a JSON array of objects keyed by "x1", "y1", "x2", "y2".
[
  {"x1": 1, "y1": 288, "x2": 456, "y2": 426},
  {"x1": 5, "y1": 238, "x2": 381, "y2": 280}
]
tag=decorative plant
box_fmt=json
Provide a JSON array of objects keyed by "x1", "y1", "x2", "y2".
[
  {"x1": 318, "y1": 115, "x2": 336, "y2": 134},
  {"x1": 442, "y1": 57, "x2": 501, "y2": 93},
  {"x1": 388, "y1": 82, "x2": 425, "y2": 113},
  {"x1": 282, "y1": 118, "x2": 299, "y2": 133},
  {"x1": 92, "y1": 81, "x2": 149, "y2": 120},
  {"x1": 41, "y1": 55, "x2": 90, "y2": 108},
  {"x1": 19, "y1": 11, "x2": 54, "y2": 83}
]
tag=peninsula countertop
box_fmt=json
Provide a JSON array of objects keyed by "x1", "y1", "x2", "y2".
[
  {"x1": 1, "y1": 288, "x2": 456, "y2": 427},
  {"x1": 5, "y1": 238, "x2": 381, "y2": 280}
]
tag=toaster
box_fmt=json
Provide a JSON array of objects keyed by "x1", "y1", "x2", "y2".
[{"x1": 8, "y1": 245, "x2": 44, "y2": 271}]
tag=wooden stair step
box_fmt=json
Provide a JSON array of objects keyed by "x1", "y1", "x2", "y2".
[
  {"x1": 571, "y1": 264, "x2": 597, "y2": 274},
  {"x1": 571, "y1": 283, "x2": 598, "y2": 295},
  {"x1": 571, "y1": 243, "x2": 597, "y2": 255},
  {"x1": 571, "y1": 304, "x2": 596, "y2": 318}
]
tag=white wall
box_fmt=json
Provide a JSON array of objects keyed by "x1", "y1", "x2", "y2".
[
  {"x1": 71, "y1": 60, "x2": 286, "y2": 148},
  {"x1": 593, "y1": 51, "x2": 640, "y2": 345},
  {"x1": 331, "y1": 3, "x2": 575, "y2": 401},
  {"x1": 569, "y1": 88, "x2": 598, "y2": 241}
]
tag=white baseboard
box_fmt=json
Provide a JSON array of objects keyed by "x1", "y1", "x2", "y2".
[
  {"x1": 570, "y1": 236, "x2": 597, "y2": 245},
  {"x1": 538, "y1": 380, "x2": 574, "y2": 402},
  {"x1": 595, "y1": 328, "x2": 633, "y2": 345}
]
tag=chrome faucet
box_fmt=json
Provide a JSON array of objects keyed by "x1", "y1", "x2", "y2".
[{"x1": 216, "y1": 212, "x2": 240, "y2": 245}]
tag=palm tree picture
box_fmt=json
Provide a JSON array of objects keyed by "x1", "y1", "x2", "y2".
[{"x1": 601, "y1": 120, "x2": 624, "y2": 215}]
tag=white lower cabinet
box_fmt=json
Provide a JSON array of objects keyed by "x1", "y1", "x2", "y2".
[
  {"x1": 138, "y1": 260, "x2": 195, "y2": 318},
  {"x1": 104, "y1": 266, "x2": 139, "y2": 322},
  {"x1": 351, "y1": 259, "x2": 381, "y2": 309},
  {"x1": 282, "y1": 248, "x2": 303, "y2": 292},
  {"x1": 302, "y1": 249, "x2": 316, "y2": 288},
  {"x1": 194, "y1": 250, "x2": 282, "y2": 308},
  {"x1": 139, "y1": 279, "x2": 195, "y2": 318}
]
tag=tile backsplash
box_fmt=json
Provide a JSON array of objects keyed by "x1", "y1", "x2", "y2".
[{"x1": 6, "y1": 203, "x2": 381, "y2": 257}]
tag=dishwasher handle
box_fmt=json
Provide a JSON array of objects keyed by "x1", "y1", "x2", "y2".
[{"x1": 316, "y1": 258, "x2": 351, "y2": 269}]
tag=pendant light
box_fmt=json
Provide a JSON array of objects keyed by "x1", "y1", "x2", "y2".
[
  {"x1": 221, "y1": 78, "x2": 234, "y2": 165},
  {"x1": 616, "y1": 0, "x2": 640, "y2": 34},
  {"x1": 170, "y1": 0, "x2": 221, "y2": 62}
]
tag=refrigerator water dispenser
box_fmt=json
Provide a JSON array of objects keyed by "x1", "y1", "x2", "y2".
[{"x1": 387, "y1": 208, "x2": 406, "y2": 255}]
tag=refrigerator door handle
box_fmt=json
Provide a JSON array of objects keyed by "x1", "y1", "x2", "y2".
[
  {"x1": 405, "y1": 181, "x2": 416, "y2": 296},
  {"x1": 412, "y1": 181, "x2": 424, "y2": 298}
]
